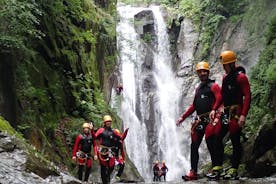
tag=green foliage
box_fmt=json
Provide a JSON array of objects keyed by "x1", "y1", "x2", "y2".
[
  {"x1": 0, "y1": 116, "x2": 23, "y2": 138},
  {"x1": 0, "y1": 0, "x2": 43, "y2": 53},
  {"x1": 246, "y1": 15, "x2": 276, "y2": 132},
  {"x1": 164, "y1": 0, "x2": 246, "y2": 59},
  {"x1": 142, "y1": 32, "x2": 154, "y2": 43},
  {"x1": 266, "y1": 59, "x2": 276, "y2": 83}
]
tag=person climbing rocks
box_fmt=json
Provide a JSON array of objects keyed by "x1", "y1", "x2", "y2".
[
  {"x1": 72, "y1": 122, "x2": 98, "y2": 182},
  {"x1": 161, "y1": 160, "x2": 168, "y2": 181},
  {"x1": 217, "y1": 50, "x2": 251, "y2": 180},
  {"x1": 176, "y1": 61, "x2": 222, "y2": 181},
  {"x1": 153, "y1": 160, "x2": 161, "y2": 181},
  {"x1": 116, "y1": 83, "x2": 123, "y2": 95},
  {"x1": 94, "y1": 115, "x2": 122, "y2": 184}
]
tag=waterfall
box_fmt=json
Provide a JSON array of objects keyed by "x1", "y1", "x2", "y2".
[
  {"x1": 116, "y1": 5, "x2": 151, "y2": 179},
  {"x1": 151, "y1": 6, "x2": 189, "y2": 181},
  {"x1": 116, "y1": 4, "x2": 190, "y2": 181}
]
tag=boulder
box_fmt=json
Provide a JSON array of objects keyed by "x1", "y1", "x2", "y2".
[{"x1": 244, "y1": 118, "x2": 276, "y2": 177}]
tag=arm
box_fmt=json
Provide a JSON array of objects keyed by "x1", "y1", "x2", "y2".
[
  {"x1": 237, "y1": 74, "x2": 251, "y2": 127},
  {"x1": 120, "y1": 143, "x2": 125, "y2": 160},
  {"x1": 121, "y1": 128, "x2": 129, "y2": 141},
  {"x1": 72, "y1": 134, "x2": 81, "y2": 157},
  {"x1": 209, "y1": 83, "x2": 222, "y2": 120},
  {"x1": 211, "y1": 83, "x2": 222, "y2": 111},
  {"x1": 176, "y1": 104, "x2": 195, "y2": 126},
  {"x1": 92, "y1": 138, "x2": 98, "y2": 156},
  {"x1": 94, "y1": 128, "x2": 104, "y2": 139},
  {"x1": 91, "y1": 128, "x2": 96, "y2": 139},
  {"x1": 92, "y1": 137, "x2": 98, "y2": 160},
  {"x1": 238, "y1": 74, "x2": 251, "y2": 116}
]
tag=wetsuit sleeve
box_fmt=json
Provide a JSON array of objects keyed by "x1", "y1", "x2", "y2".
[
  {"x1": 211, "y1": 83, "x2": 222, "y2": 110},
  {"x1": 180, "y1": 104, "x2": 195, "y2": 120},
  {"x1": 91, "y1": 128, "x2": 96, "y2": 139},
  {"x1": 121, "y1": 143, "x2": 125, "y2": 160},
  {"x1": 113, "y1": 129, "x2": 122, "y2": 137},
  {"x1": 94, "y1": 128, "x2": 104, "y2": 139},
  {"x1": 180, "y1": 87, "x2": 198, "y2": 120},
  {"x1": 93, "y1": 138, "x2": 98, "y2": 155},
  {"x1": 121, "y1": 128, "x2": 129, "y2": 141},
  {"x1": 237, "y1": 74, "x2": 251, "y2": 116},
  {"x1": 72, "y1": 134, "x2": 81, "y2": 157}
]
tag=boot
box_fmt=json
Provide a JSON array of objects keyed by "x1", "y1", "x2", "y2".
[
  {"x1": 182, "y1": 170, "x2": 198, "y2": 181},
  {"x1": 206, "y1": 166, "x2": 222, "y2": 180},
  {"x1": 223, "y1": 168, "x2": 239, "y2": 180}
]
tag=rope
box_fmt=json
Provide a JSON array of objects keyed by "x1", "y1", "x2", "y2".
[{"x1": 98, "y1": 145, "x2": 116, "y2": 162}]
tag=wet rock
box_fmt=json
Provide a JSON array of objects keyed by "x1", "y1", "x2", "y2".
[
  {"x1": 0, "y1": 133, "x2": 16, "y2": 152},
  {"x1": 0, "y1": 133, "x2": 81, "y2": 184},
  {"x1": 134, "y1": 10, "x2": 154, "y2": 35},
  {"x1": 134, "y1": 10, "x2": 157, "y2": 47},
  {"x1": 244, "y1": 118, "x2": 276, "y2": 177}
]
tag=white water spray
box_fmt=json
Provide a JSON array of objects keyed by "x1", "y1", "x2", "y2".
[{"x1": 116, "y1": 4, "x2": 190, "y2": 181}]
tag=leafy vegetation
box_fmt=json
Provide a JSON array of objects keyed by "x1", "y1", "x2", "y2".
[
  {"x1": 0, "y1": 0, "x2": 44, "y2": 65},
  {"x1": 175, "y1": 0, "x2": 246, "y2": 59},
  {"x1": 0, "y1": 0, "x2": 118, "y2": 174},
  {"x1": 0, "y1": 116, "x2": 22, "y2": 138},
  {"x1": 246, "y1": 15, "x2": 276, "y2": 133}
]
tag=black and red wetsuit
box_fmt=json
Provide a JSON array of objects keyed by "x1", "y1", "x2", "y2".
[
  {"x1": 180, "y1": 79, "x2": 222, "y2": 172},
  {"x1": 72, "y1": 132, "x2": 97, "y2": 181},
  {"x1": 161, "y1": 164, "x2": 168, "y2": 181},
  {"x1": 95, "y1": 126, "x2": 122, "y2": 184},
  {"x1": 219, "y1": 67, "x2": 251, "y2": 169},
  {"x1": 153, "y1": 163, "x2": 162, "y2": 181}
]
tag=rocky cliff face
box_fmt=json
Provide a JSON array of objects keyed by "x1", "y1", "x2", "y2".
[
  {"x1": 167, "y1": 0, "x2": 276, "y2": 177},
  {"x1": 133, "y1": 9, "x2": 159, "y2": 165}
]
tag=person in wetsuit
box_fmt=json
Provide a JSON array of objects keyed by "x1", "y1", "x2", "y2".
[
  {"x1": 176, "y1": 61, "x2": 222, "y2": 181},
  {"x1": 72, "y1": 122, "x2": 98, "y2": 182},
  {"x1": 95, "y1": 115, "x2": 122, "y2": 184},
  {"x1": 218, "y1": 50, "x2": 251, "y2": 179}
]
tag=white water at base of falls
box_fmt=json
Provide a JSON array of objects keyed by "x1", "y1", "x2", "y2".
[{"x1": 115, "y1": 4, "x2": 190, "y2": 181}]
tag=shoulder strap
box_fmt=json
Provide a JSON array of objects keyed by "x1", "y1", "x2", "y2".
[{"x1": 236, "y1": 66, "x2": 246, "y2": 74}]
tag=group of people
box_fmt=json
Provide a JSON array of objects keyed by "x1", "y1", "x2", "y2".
[
  {"x1": 72, "y1": 115, "x2": 128, "y2": 184},
  {"x1": 71, "y1": 50, "x2": 251, "y2": 183},
  {"x1": 176, "y1": 50, "x2": 251, "y2": 181},
  {"x1": 152, "y1": 160, "x2": 168, "y2": 181}
]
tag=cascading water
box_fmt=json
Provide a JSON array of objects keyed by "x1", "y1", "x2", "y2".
[
  {"x1": 151, "y1": 6, "x2": 190, "y2": 181},
  {"x1": 116, "y1": 5, "x2": 151, "y2": 179},
  {"x1": 115, "y1": 4, "x2": 190, "y2": 181}
]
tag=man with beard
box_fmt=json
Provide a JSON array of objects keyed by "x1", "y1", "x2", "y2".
[{"x1": 177, "y1": 61, "x2": 222, "y2": 181}]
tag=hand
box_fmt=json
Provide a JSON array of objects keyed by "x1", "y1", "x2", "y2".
[
  {"x1": 176, "y1": 117, "x2": 184, "y2": 126},
  {"x1": 212, "y1": 118, "x2": 219, "y2": 126},
  {"x1": 94, "y1": 155, "x2": 98, "y2": 160},
  {"x1": 72, "y1": 156, "x2": 76, "y2": 161},
  {"x1": 209, "y1": 110, "x2": 216, "y2": 120},
  {"x1": 238, "y1": 115, "x2": 246, "y2": 127}
]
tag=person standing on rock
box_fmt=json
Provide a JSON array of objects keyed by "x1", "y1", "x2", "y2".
[
  {"x1": 217, "y1": 50, "x2": 251, "y2": 180},
  {"x1": 72, "y1": 122, "x2": 98, "y2": 183},
  {"x1": 176, "y1": 61, "x2": 222, "y2": 181},
  {"x1": 161, "y1": 160, "x2": 168, "y2": 181},
  {"x1": 113, "y1": 128, "x2": 129, "y2": 181},
  {"x1": 95, "y1": 115, "x2": 122, "y2": 184},
  {"x1": 153, "y1": 160, "x2": 161, "y2": 181}
]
